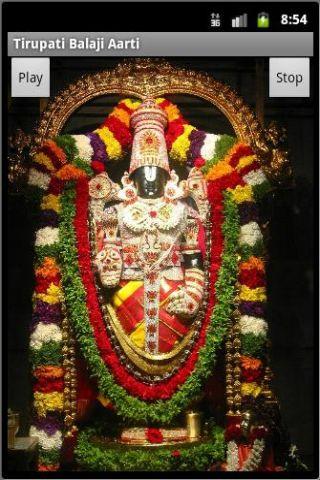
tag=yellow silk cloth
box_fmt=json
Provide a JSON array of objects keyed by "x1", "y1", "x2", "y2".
[{"x1": 111, "y1": 279, "x2": 189, "y2": 353}]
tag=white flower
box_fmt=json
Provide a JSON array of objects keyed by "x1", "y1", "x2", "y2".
[
  {"x1": 30, "y1": 323, "x2": 62, "y2": 350},
  {"x1": 243, "y1": 168, "x2": 267, "y2": 186},
  {"x1": 239, "y1": 315, "x2": 268, "y2": 336},
  {"x1": 28, "y1": 168, "x2": 51, "y2": 190},
  {"x1": 200, "y1": 134, "x2": 220, "y2": 161},
  {"x1": 72, "y1": 135, "x2": 93, "y2": 163},
  {"x1": 35, "y1": 227, "x2": 59, "y2": 247},
  {"x1": 239, "y1": 221, "x2": 263, "y2": 246},
  {"x1": 226, "y1": 441, "x2": 239, "y2": 471},
  {"x1": 241, "y1": 439, "x2": 265, "y2": 471},
  {"x1": 30, "y1": 426, "x2": 62, "y2": 450}
]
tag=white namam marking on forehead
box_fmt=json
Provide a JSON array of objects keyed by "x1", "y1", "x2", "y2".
[{"x1": 144, "y1": 166, "x2": 157, "y2": 182}]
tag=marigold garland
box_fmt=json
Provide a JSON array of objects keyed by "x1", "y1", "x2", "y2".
[
  {"x1": 33, "y1": 391, "x2": 64, "y2": 417},
  {"x1": 240, "y1": 355, "x2": 262, "y2": 371},
  {"x1": 40, "y1": 194, "x2": 60, "y2": 213},
  {"x1": 29, "y1": 98, "x2": 239, "y2": 181},
  {"x1": 33, "y1": 366, "x2": 64, "y2": 379},
  {"x1": 240, "y1": 256, "x2": 265, "y2": 272},
  {"x1": 35, "y1": 257, "x2": 60, "y2": 278},
  {"x1": 239, "y1": 285, "x2": 267, "y2": 302},
  {"x1": 30, "y1": 180, "x2": 65, "y2": 471}
]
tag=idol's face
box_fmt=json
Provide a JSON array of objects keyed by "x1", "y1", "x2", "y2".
[{"x1": 131, "y1": 166, "x2": 169, "y2": 198}]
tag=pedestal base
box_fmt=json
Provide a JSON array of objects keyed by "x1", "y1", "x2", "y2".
[{"x1": 75, "y1": 426, "x2": 225, "y2": 471}]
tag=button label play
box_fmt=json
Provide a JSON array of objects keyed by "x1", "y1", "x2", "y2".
[
  {"x1": 269, "y1": 58, "x2": 310, "y2": 97},
  {"x1": 18, "y1": 71, "x2": 43, "y2": 87},
  {"x1": 11, "y1": 58, "x2": 50, "y2": 97}
]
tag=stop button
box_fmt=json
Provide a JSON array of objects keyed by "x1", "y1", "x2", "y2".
[{"x1": 269, "y1": 57, "x2": 310, "y2": 97}]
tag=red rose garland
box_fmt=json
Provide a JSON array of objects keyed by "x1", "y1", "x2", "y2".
[{"x1": 73, "y1": 177, "x2": 225, "y2": 400}]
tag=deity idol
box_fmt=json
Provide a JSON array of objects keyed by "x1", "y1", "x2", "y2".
[{"x1": 90, "y1": 99, "x2": 208, "y2": 370}]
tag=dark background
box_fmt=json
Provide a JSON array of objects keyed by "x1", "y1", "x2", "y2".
[{"x1": 7, "y1": 58, "x2": 315, "y2": 468}]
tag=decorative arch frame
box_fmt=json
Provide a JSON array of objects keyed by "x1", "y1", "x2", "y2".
[
  {"x1": 32, "y1": 58, "x2": 290, "y2": 184},
  {"x1": 27, "y1": 58, "x2": 287, "y2": 471}
]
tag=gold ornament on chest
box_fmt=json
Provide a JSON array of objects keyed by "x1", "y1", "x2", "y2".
[{"x1": 122, "y1": 198, "x2": 184, "y2": 233}]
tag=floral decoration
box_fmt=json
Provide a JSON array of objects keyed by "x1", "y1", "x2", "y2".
[
  {"x1": 146, "y1": 428, "x2": 164, "y2": 444},
  {"x1": 58, "y1": 182, "x2": 239, "y2": 416},
  {"x1": 29, "y1": 98, "x2": 236, "y2": 181},
  {"x1": 28, "y1": 98, "x2": 272, "y2": 471},
  {"x1": 28, "y1": 171, "x2": 65, "y2": 470},
  {"x1": 75, "y1": 425, "x2": 225, "y2": 471}
]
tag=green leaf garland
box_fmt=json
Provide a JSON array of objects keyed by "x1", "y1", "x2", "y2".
[
  {"x1": 240, "y1": 333, "x2": 266, "y2": 358},
  {"x1": 59, "y1": 184, "x2": 240, "y2": 423},
  {"x1": 75, "y1": 426, "x2": 225, "y2": 471},
  {"x1": 55, "y1": 135, "x2": 78, "y2": 162},
  {"x1": 72, "y1": 158, "x2": 94, "y2": 177},
  {"x1": 39, "y1": 448, "x2": 60, "y2": 465},
  {"x1": 30, "y1": 341, "x2": 63, "y2": 367},
  {"x1": 238, "y1": 239, "x2": 265, "y2": 261}
]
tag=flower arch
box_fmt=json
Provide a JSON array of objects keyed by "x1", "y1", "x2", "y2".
[{"x1": 28, "y1": 59, "x2": 282, "y2": 471}]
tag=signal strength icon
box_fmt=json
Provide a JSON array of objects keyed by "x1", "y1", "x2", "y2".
[{"x1": 231, "y1": 13, "x2": 248, "y2": 28}]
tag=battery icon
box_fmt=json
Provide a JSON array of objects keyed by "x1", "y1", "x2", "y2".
[{"x1": 257, "y1": 12, "x2": 269, "y2": 28}]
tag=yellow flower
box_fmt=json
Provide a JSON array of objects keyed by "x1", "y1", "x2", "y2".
[
  {"x1": 170, "y1": 125, "x2": 196, "y2": 163},
  {"x1": 236, "y1": 155, "x2": 256, "y2": 171},
  {"x1": 40, "y1": 194, "x2": 60, "y2": 213},
  {"x1": 239, "y1": 285, "x2": 267, "y2": 302},
  {"x1": 34, "y1": 392, "x2": 64, "y2": 417},
  {"x1": 205, "y1": 160, "x2": 234, "y2": 181},
  {"x1": 228, "y1": 185, "x2": 253, "y2": 203},
  {"x1": 155, "y1": 98, "x2": 181, "y2": 121},
  {"x1": 36, "y1": 284, "x2": 62, "y2": 305},
  {"x1": 95, "y1": 127, "x2": 122, "y2": 160},
  {"x1": 33, "y1": 152, "x2": 55, "y2": 172},
  {"x1": 110, "y1": 107, "x2": 130, "y2": 127},
  {"x1": 241, "y1": 382, "x2": 262, "y2": 397},
  {"x1": 165, "y1": 104, "x2": 181, "y2": 122},
  {"x1": 122, "y1": 99, "x2": 141, "y2": 111}
]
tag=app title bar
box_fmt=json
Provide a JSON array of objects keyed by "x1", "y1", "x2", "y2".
[{"x1": 8, "y1": 32, "x2": 313, "y2": 57}]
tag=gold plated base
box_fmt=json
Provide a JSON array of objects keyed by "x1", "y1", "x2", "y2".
[{"x1": 92, "y1": 436, "x2": 205, "y2": 448}]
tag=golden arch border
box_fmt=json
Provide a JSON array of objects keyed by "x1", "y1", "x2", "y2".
[{"x1": 32, "y1": 58, "x2": 290, "y2": 184}]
